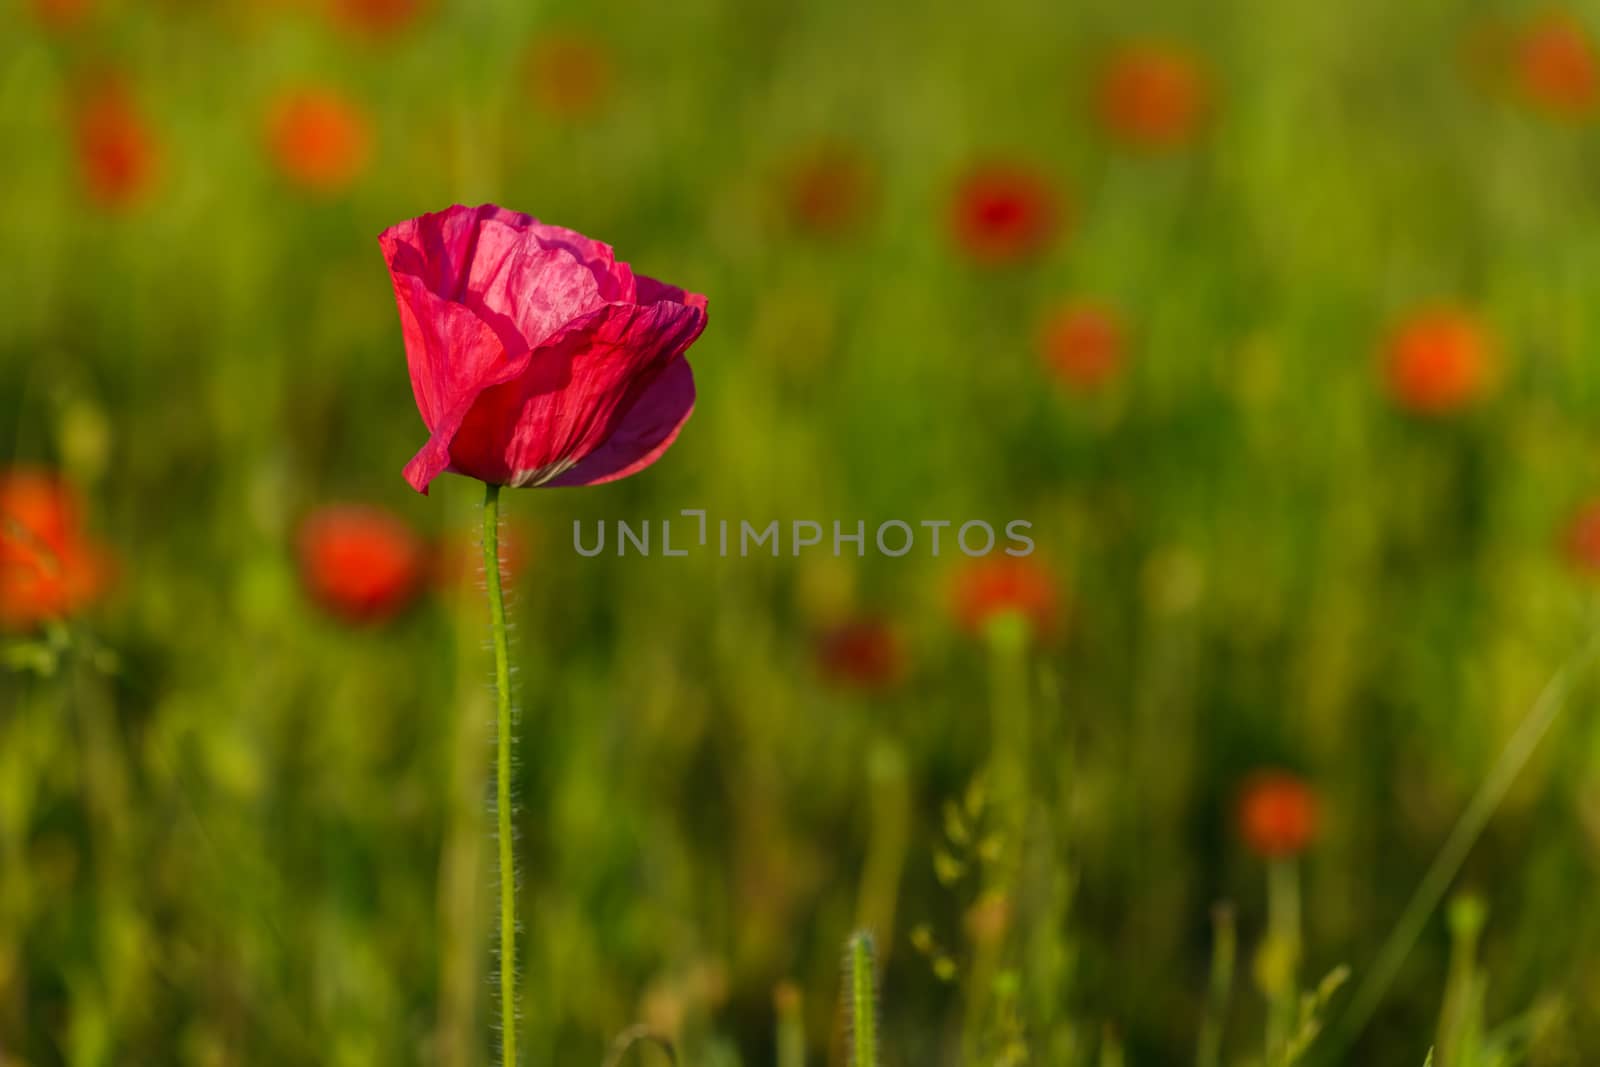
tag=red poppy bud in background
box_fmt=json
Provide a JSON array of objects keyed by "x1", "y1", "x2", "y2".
[
  {"x1": 1563, "y1": 500, "x2": 1600, "y2": 574},
  {"x1": 951, "y1": 557, "x2": 1061, "y2": 639},
  {"x1": 526, "y1": 32, "x2": 614, "y2": 119},
  {"x1": 328, "y1": 0, "x2": 425, "y2": 38},
  {"x1": 1237, "y1": 769, "x2": 1318, "y2": 859},
  {"x1": 1039, "y1": 301, "x2": 1126, "y2": 391},
  {"x1": 816, "y1": 616, "x2": 905, "y2": 692},
  {"x1": 1096, "y1": 42, "x2": 1210, "y2": 150},
  {"x1": 30, "y1": 0, "x2": 91, "y2": 31},
  {"x1": 1515, "y1": 12, "x2": 1598, "y2": 119},
  {"x1": 266, "y1": 88, "x2": 373, "y2": 194},
  {"x1": 71, "y1": 79, "x2": 159, "y2": 211},
  {"x1": 949, "y1": 164, "x2": 1061, "y2": 266},
  {"x1": 297, "y1": 505, "x2": 426, "y2": 624},
  {"x1": 784, "y1": 144, "x2": 874, "y2": 238},
  {"x1": 0, "y1": 468, "x2": 113, "y2": 631},
  {"x1": 1382, "y1": 307, "x2": 1493, "y2": 415}
]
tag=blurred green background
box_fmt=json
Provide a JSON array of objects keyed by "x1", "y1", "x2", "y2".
[{"x1": 7, "y1": 0, "x2": 1600, "y2": 1064}]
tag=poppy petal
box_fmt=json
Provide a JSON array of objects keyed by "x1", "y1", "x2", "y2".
[
  {"x1": 546, "y1": 356, "x2": 696, "y2": 487},
  {"x1": 388, "y1": 272, "x2": 519, "y2": 433}
]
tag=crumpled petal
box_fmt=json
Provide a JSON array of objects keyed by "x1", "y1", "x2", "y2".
[
  {"x1": 381, "y1": 205, "x2": 634, "y2": 354},
  {"x1": 401, "y1": 347, "x2": 532, "y2": 494},
  {"x1": 546, "y1": 356, "x2": 695, "y2": 486},
  {"x1": 635, "y1": 273, "x2": 707, "y2": 311},
  {"x1": 440, "y1": 297, "x2": 704, "y2": 487},
  {"x1": 387, "y1": 271, "x2": 517, "y2": 432}
]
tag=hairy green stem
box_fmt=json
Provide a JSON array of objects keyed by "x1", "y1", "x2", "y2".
[
  {"x1": 484, "y1": 483, "x2": 517, "y2": 1066},
  {"x1": 847, "y1": 931, "x2": 879, "y2": 1067}
]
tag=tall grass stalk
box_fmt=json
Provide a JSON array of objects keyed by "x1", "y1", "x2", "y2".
[
  {"x1": 1329, "y1": 634, "x2": 1600, "y2": 1057},
  {"x1": 1196, "y1": 903, "x2": 1235, "y2": 1067},
  {"x1": 959, "y1": 615, "x2": 1031, "y2": 1061},
  {"x1": 985, "y1": 613, "x2": 1031, "y2": 848},
  {"x1": 775, "y1": 981, "x2": 805, "y2": 1067},
  {"x1": 855, "y1": 742, "x2": 910, "y2": 959},
  {"x1": 440, "y1": 597, "x2": 493, "y2": 1067}
]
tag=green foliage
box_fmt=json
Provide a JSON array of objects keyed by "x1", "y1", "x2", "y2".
[
  {"x1": 1427, "y1": 894, "x2": 1571, "y2": 1067},
  {"x1": 1272, "y1": 965, "x2": 1350, "y2": 1067}
]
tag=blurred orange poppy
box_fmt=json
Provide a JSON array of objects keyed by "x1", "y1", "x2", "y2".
[
  {"x1": 949, "y1": 164, "x2": 1061, "y2": 266},
  {"x1": 265, "y1": 88, "x2": 373, "y2": 194},
  {"x1": 1562, "y1": 500, "x2": 1600, "y2": 574},
  {"x1": 1237, "y1": 769, "x2": 1318, "y2": 859},
  {"x1": 0, "y1": 468, "x2": 113, "y2": 631},
  {"x1": 297, "y1": 505, "x2": 426, "y2": 624},
  {"x1": 1515, "y1": 12, "x2": 1597, "y2": 119},
  {"x1": 1039, "y1": 301, "x2": 1125, "y2": 391},
  {"x1": 951, "y1": 556, "x2": 1060, "y2": 639},
  {"x1": 71, "y1": 80, "x2": 159, "y2": 211},
  {"x1": 1382, "y1": 307, "x2": 1493, "y2": 415},
  {"x1": 1096, "y1": 42, "x2": 1209, "y2": 150},
  {"x1": 327, "y1": 0, "x2": 425, "y2": 37},
  {"x1": 29, "y1": 0, "x2": 91, "y2": 30}
]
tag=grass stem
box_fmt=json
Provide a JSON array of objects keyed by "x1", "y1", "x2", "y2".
[{"x1": 1328, "y1": 634, "x2": 1600, "y2": 1058}]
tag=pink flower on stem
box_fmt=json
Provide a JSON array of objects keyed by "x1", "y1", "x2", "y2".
[
  {"x1": 380, "y1": 204, "x2": 709, "y2": 495},
  {"x1": 380, "y1": 202, "x2": 708, "y2": 1066}
]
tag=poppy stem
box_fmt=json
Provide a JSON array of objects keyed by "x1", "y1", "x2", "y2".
[
  {"x1": 482, "y1": 482, "x2": 517, "y2": 1066},
  {"x1": 984, "y1": 612, "x2": 1031, "y2": 857},
  {"x1": 1264, "y1": 858, "x2": 1300, "y2": 1059},
  {"x1": 846, "y1": 930, "x2": 880, "y2": 1067}
]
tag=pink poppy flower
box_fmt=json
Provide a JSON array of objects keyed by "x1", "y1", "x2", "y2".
[{"x1": 380, "y1": 204, "x2": 709, "y2": 495}]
